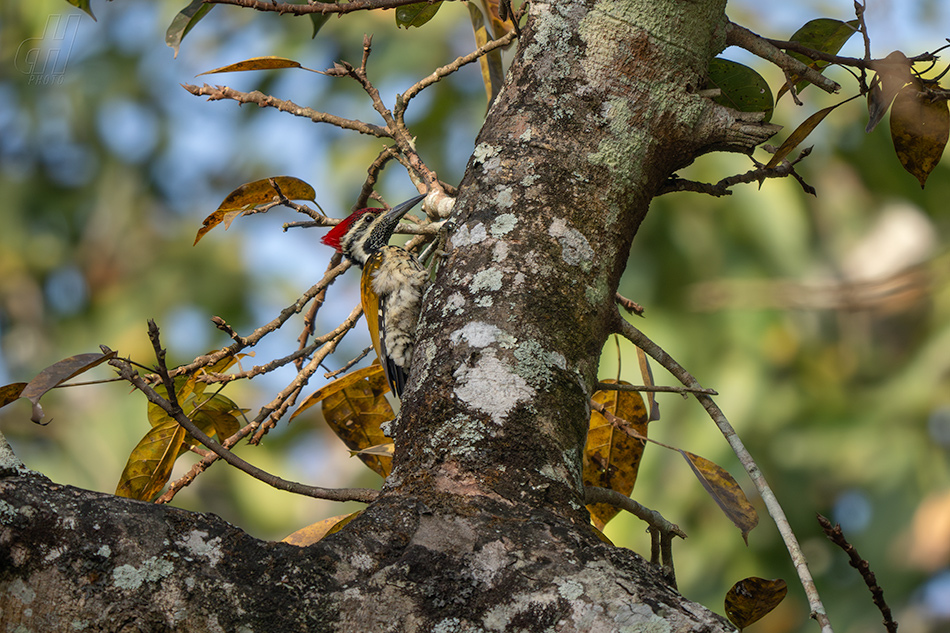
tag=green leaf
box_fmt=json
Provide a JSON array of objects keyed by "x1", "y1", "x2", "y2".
[
  {"x1": 64, "y1": 0, "x2": 96, "y2": 20},
  {"x1": 395, "y1": 2, "x2": 443, "y2": 28},
  {"x1": 166, "y1": 0, "x2": 215, "y2": 58},
  {"x1": 706, "y1": 59, "x2": 774, "y2": 122},
  {"x1": 779, "y1": 18, "x2": 860, "y2": 97}
]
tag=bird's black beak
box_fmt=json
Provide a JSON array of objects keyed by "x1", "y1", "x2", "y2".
[
  {"x1": 372, "y1": 193, "x2": 426, "y2": 240},
  {"x1": 383, "y1": 193, "x2": 426, "y2": 223}
]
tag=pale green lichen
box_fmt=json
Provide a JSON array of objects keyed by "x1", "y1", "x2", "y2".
[
  {"x1": 453, "y1": 350, "x2": 534, "y2": 426},
  {"x1": 112, "y1": 557, "x2": 174, "y2": 590},
  {"x1": 96, "y1": 545, "x2": 111, "y2": 558},
  {"x1": 0, "y1": 499, "x2": 19, "y2": 524},
  {"x1": 178, "y1": 530, "x2": 223, "y2": 567},
  {"x1": 557, "y1": 579, "x2": 585, "y2": 600},
  {"x1": 432, "y1": 618, "x2": 462, "y2": 633},
  {"x1": 452, "y1": 223, "x2": 488, "y2": 247},
  {"x1": 7, "y1": 578, "x2": 35, "y2": 604},
  {"x1": 491, "y1": 242, "x2": 509, "y2": 263},
  {"x1": 449, "y1": 322, "x2": 516, "y2": 349},
  {"x1": 472, "y1": 143, "x2": 499, "y2": 165},
  {"x1": 442, "y1": 293, "x2": 466, "y2": 316},
  {"x1": 548, "y1": 218, "x2": 594, "y2": 271},
  {"x1": 471, "y1": 268, "x2": 504, "y2": 293},
  {"x1": 494, "y1": 187, "x2": 515, "y2": 209},
  {"x1": 490, "y1": 214, "x2": 518, "y2": 237},
  {"x1": 514, "y1": 341, "x2": 565, "y2": 386},
  {"x1": 585, "y1": 277, "x2": 610, "y2": 305}
]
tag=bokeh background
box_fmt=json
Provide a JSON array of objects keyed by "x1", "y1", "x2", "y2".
[{"x1": 2, "y1": 1, "x2": 950, "y2": 631}]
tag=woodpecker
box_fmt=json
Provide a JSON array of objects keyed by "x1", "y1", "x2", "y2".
[{"x1": 321, "y1": 194, "x2": 429, "y2": 398}]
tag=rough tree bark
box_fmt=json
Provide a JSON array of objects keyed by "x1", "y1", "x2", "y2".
[{"x1": 1, "y1": 0, "x2": 778, "y2": 631}]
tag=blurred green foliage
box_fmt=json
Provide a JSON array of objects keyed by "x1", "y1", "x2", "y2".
[{"x1": 2, "y1": 2, "x2": 950, "y2": 633}]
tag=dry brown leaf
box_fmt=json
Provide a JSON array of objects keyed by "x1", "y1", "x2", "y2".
[
  {"x1": 890, "y1": 81, "x2": 950, "y2": 188},
  {"x1": 21, "y1": 350, "x2": 117, "y2": 424},
  {"x1": 680, "y1": 450, "x2": 758, "y2": 542},
  {"x1": 724, "y1": 577, "x2": 788, "y2": 630},
  {"x1": 282, "y1": 512, "x2": 361, "y2": 546}
]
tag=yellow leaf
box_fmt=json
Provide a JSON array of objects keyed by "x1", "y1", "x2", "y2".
[
  {"x1": 322, "y1": 368, "x2": 394, "y2": 478},
  {"x1": 350, "y1": 442, "x2": 394, "y2": 459},
  {"x1": 115, "y1": 419, "x2": 189, "y2": 501},
  {"x1": 290, "y1": 365, "x2": 388, "y2": 422},
  {"x1": 194, "y1": 177, "x2": 316, "y2": 245},
  {"x1": 0, "y1": 383, "x2": 27, "y2": 409},
  {"x1": 724, "y1": 577, "x2": 788, "y2": 630},
  {"x1": 583, "y1": 380, "x2": 649, "y2": 530},
  {"x1": 680, "y1": 450, "x2": 758, "y2": 542},
  {"x1": 122, "y1": 389, "x2": 243, "y2": 500},
  {"x1": 467, "y1": 2, "x2": 506, "y2": 105},
  {"x1": 292, "y1": 365, "x2": 395, "y2": 478},
  {"x1": 282, "y1": 512, "x2": 360, "y2": 546},
  {"x1": 197, "y1": 56, "x2": 303, "y2": 76}
]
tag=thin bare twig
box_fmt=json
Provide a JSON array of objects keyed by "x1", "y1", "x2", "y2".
[
  {"x1": 325, "y1": 347, "x2": 374, "y2": 379},
  {"x1": 399, "y1": 29, "x2": 518, "y2": 110},
  {"x1": 113, "y1": 325, "x2": 378, "y2": 504},
  {"x1": 594, "y1": 381, "x2": 717, "y2": 396},
  {"x1": 249, "y1": 302, "x2": 363, "y2": 443},
  {"x1": 183, "y1": 84, "x2": 391, "y2": 138},
  {"x1": 297, "y1": 253, "x2": 343, "y2": 370},
  {"x1": 614, "y1": 292, "x2": 645, "y2": 317},
  {"x1": 614, "y1": 316, "x2": 833, "y2": 633},
  {"x1": 658, "y1": 151, "x2": 815, "y2": 197},
  {"x1": 205, "y1": 0, "x2": 429, "y2": 17},
  {"x1": 817, "y1": 514, "x2": 897, "y2": 633},
  {"x1": 201, "y1": 307, "x2": 362, "y2": 384},
  {"x1": 168, "y1": 259, "x2": 351, "y2": 378}
]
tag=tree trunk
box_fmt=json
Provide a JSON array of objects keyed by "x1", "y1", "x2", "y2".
[{"x1": 1, "y1": 0, "x2": 775, "y2": 630}]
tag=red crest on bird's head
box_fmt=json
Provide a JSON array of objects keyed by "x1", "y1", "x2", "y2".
[{"x1": 321, "y1": 207, "x2": 383, "y2": 252}]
